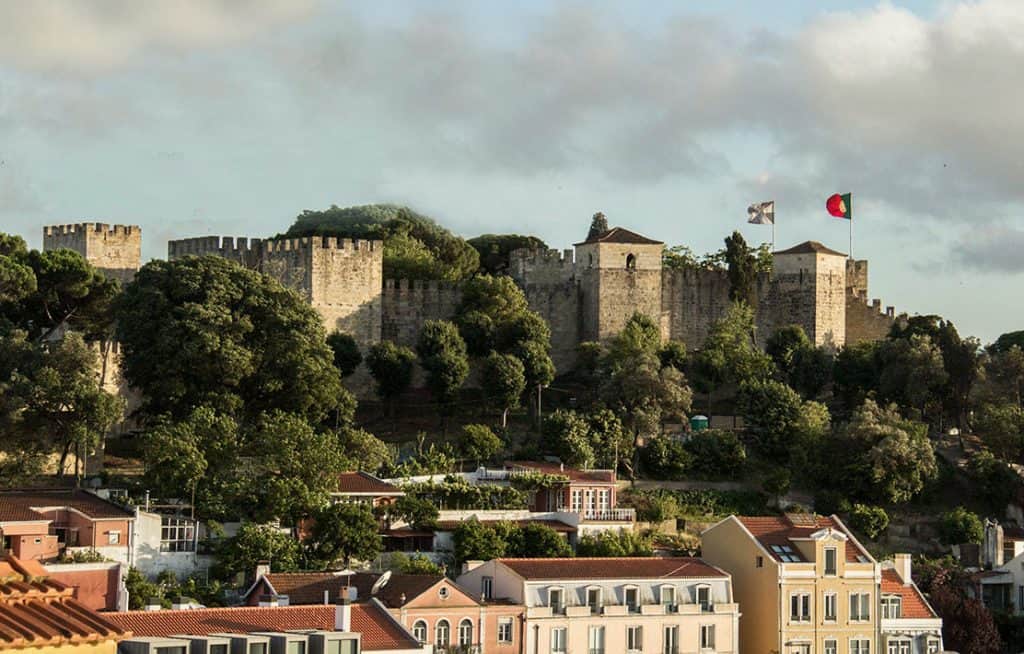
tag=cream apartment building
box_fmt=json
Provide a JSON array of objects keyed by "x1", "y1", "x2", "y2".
[
  {"x1": 458, "y1": 557, "x2": 739, "y2": 654},
  {"x1": 702, "y1": 514, "x2": 880, "y2": 654}
]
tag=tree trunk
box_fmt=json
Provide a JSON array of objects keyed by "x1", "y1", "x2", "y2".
[
  {"x1": 501, "y1": 408, "x2": 508, "y2": 429},
  {"x1": 57, "y1": 442, "x2": 72, "y2": 479}
]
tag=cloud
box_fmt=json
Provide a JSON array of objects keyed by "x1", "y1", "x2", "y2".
[
  {"x1": 954, "y1": 224, "x2": 1024, "y2": 274},
  {"x1": 0, "y1": 0, "x2": 316, "y2": 73}
]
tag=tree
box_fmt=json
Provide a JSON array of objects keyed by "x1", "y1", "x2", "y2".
[
  {"x1": 833, "y1": 341, "x2": 881, "y2": 412},
  {"x1": 877, "y1": 334, "x2": 948, "y2": 422},
  {"x1": 586, "y1": 409, "x2": 630, "y2": 471},
  {"x1": 694, "y1": 303, "x2": 773, "y2": 399},
  {"x1": 0, "y1": 234, "x2": 35, "y2": 305},
  {"x1": 683, "y1": 430, "x2": 747, "y2": 479},
  {"x1": 338, "y1": 427, "x2": 393, "y2": 474},
  {"x1": 10, "y1": 332, "x2": 124, "y2": 480},
  {"x1": 416, "y1": 320, "x2": 469, "y2": 421},
  {"x1": 516, "y1": 522, "x2": 572, "y2": 558},
  {"x1": 481, "y1": 352, "x2": 526, "y2": 427},
  {"x1": 993, "y1": 330, "x2": 1024, "y2": 354},
  {"x1": 544, "y1": 410, "x2": 595, "y2": 468},
  {"x1": 974, "y1": 403, "x2": 1024, "y2": 461},
  {"x1": 286, "y1": 204, "x2": 479, "y2": 281},
  {"x1": 117, "y1": 256, "x2": 349, "y2": 425},
  {"x1": 766, "y1": 325, "x2": 833, "y2": 399},
  {"x1": 965, "y1": 451, "x2": 1022, "y2": 510},
  {"x1": 846, "y1": 400, "x2": 937, "y2": 504},
  {"x1": 326, "y1": 331, "x2": 363, "y2": 377},
  {"x1": 982, "y1": 345, "x2": 1024, "y2": 407},
  {"x1": 455, "y1": 275, "x2": 530, "y2": 355},
  {"x1": 389, "y1": 552, "x2": 445, "y2": 575},
  {"x1": 453, "y1": 518, "x2": 507, "y2": 565},
  {"x1": 388, "y1": 495, "x2": 439, "y2": 530},
  {"x1": 658, "y1": 340, "x2": 687, "y2": 372},
  {"x1": 738, "y1": 379, "x2": 829, "y2": 465},
  {"x1": 305, "y1": 502, "x2": 382, "y2": 568},
  {"x1": 939, "y1": 507, "x2": 984, "y2": 545},
  {"x1": 928, "y1": 585, "x2": 1002, "y2": 654},
  {"x1": 366, "y1": 341, "x2": 416, "y2": 413},
  {"x1": 457, "y1": 424, "x2": 503, "y2": 465},
  {"x1": 214, "y1": 523, "x2": 302, "y2": 581},
  {"x1": 848, "y1": 504, "x2": 889, "y2": 540},
  {"x1": 763, "y1": 468, "x2": 791, "y2": 508},
  {"x1": 467, "y1": 234, "x2": 548, "y2": 275},
  {"x1": 766, "y1": 325, "x2": 811, "y2": 370},
  {"x1": 587, "y1": 212, "x2": 609, "y2": 240},
  {"x1": 640, "y1": 437, "x2": 692, "y2": 480},
  {"x1": 723, "y1": 231, "x2": 758, "y2": 305},
  {"x1": 577, "y1": 530, "x2": 653, "y2": 557}
]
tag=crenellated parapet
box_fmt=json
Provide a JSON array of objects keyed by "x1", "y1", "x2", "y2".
[
  {"x1": 44, "y1": 222, "x2": 141, "y2": 284},
  {"x1": 509, "y1": 248, "x2": 577, "y2": 285}
]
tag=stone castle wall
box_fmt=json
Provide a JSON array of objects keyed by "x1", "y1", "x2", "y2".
[
  {"x1": 660, "y1": 268, "x2": 732, "y2": 348},
  {"x1": 381, "y1": 279, "x2": 463, "y2": 347},
  {"x1": 44, "y1": 223, "x2": 141, "y2": 285},
  {"x1": 842, "y1": 260, "x2": 904, "y2": 345}
]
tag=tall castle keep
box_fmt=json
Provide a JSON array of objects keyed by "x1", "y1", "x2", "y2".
[{"x1": 44, "y1": 218, "x2": 905, "y2": 373}]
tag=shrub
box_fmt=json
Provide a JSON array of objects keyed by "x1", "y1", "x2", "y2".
[
  {"x1": 684, "y1": 429, "x2": 746, "y2": 479},
  {"x1": 939, "y1": 507, "x2": 984, "y2": 545},
  {"x1": 849, "y1": 504, "x2": 889, "y2": 540},
  {"x1": 640, "y1": 437, "x2": 691, "y2": 479}
]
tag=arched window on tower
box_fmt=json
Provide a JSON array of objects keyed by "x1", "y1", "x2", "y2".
[{"x1": 626, "y1": 253, "x2": 637, "y2": 270}]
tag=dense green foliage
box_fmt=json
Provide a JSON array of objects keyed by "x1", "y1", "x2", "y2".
[
  {"x1": 304, "y1": 502, "x2": 382, "y2": 567},
  {"x1": 939, "y1": 506, "x2": 984, "y2": 545},
  {"x1": 468, "y1": 234, "x2": 548, "y2": 275},
  {"x1": 327, "y1": 331, "x2": 363, "y2": 377},
  {"x1": 416, "y1": 320, "x2": 470, "y2": 415},
  {"x1": 848, "y1": 504, "x2": 889, "y2": 540},
  {"x1": 576, "y1": 530, "x2": 653, "y2": 557},
  {"x1": 366, "y1": 340, "x2": 417, "y2": 408},
  {"x1": 286, "y1": 204, "x2": 479, "y2": 281},
  {"x1": 452, "y1": 518, "x2": 570, "y2": 564}
]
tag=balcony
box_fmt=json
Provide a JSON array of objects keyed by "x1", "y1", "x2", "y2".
[{"x1": 581, "y1": 508, "x2": 636, "y2": 522}]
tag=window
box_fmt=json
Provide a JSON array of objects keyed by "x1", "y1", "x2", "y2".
[
  {"x1": 248, "y1": 644, "x2": 267, "y2": 654},
  {"x1": 663, "y1": 626, "x2": 679, "y2": 654},
  {"x1": 927, "y1": 639, "x2": 940, "y2": 654},
  {"x1": 588, "y1": 626, "x2": 605, "y2": 654},
  {"x1": 626, "y1": 253, "x2": 637, "y2": 270},
  {"x1": 887, "y1": 641, "x2": 910, "y2": 654},
  {"x1": 548, "y1": 587, "x2": 564, "y2": 613},
  {"x1": 850, "y1": 592, "x2": 871, "y2": 621},
  {"x1": 824, "y1": 547, "x2": 837, "y2": 576},
  {"x1": 325, "y1": 641, "x2": 355, "y2": 654},
  {"x1": 286, "y1": 641, "x2": 305, "y2": 654},
  {"x1": 439, "y1": 586, "x2": 450, "y2": 600},
  {"x1": 824, "y1": 639, "x2": 837, "y2": 654},
  {"x1": 160, "y1": 518, "x2": 196, "y2": 553},
  {"x1": 624, "y1": 586, "x2": 639, "y2": 612},
  {"x1": 108, "y1": 530, "x2": 121, "y2": 545},
  {"x1": 412, "y1": 621, "x2": 427, "y2": 644},
  {"x1": 436, "y1": 620, "x2": 450, "y2": 648},
  {"x1": 850, "y1": 639, "x2": 871, "y2": 654},
  {"x1": 771, "y1": 544, "x2": 802, "y2": 562},
  {"x1": 626, "y1": 626, "x2": 642, "y2": 653},
  {"x1": 790, "y1": 593, "x2": 810, "y2": 622},
  {"x1": 788, "y1": 646, "x2": 809, "y2": 654},
  {"x1": 824, "y1": 593, "x2": 837, "y2": 622},
  {"x1": 459, "y1": 619, "x2": 473, "y2": 647},
  {"x1": 660, "y1": 585, "x2": 676, "y2": 609},
  {"x1": 756, "y1": 555, "x2": 764, "y2": 568},
  {"x1": 482, "y1": 576, "x2": 493, "y2": 600},
  {"x1": 497, "y1": 618, "x2": 513, "y2": 644},
  {"x1": 551, "y1": 627, "x2": 567, "y2": 654},
  {"x1": 210, "y1": 645, "x2": 228, "y2": 654},
  {"x1": 572, "y1": 490, "x2": 583, "y2": 512},
  {"x1": 155, "y1": 648, "x2": 186, "y2": 654},
  {"x1": 1019, "y1": 585, "x2": 1024, "y2": 613},
  {"x1": 587, "y1": 587, "x2": 602, "y2": 613},
  {"x1": 597, "y1": 489, "x2": 610, "y2": 512},
  {"x1": 699, "y1": 625, "x2": 715, "y2": 651},
  {"x1": 881, "y1": 596, "x2": 902, "y2": 619},
  {"x1": 696, "y1": 585, "x2": 711, "y2": 611}
]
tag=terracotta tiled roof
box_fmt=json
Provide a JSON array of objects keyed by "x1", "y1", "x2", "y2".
[
  {"x1": 735, "y1": 514, "x2": 872, "y2": 564},
  {"x1": 773, "y1": 241, "x2": 846, "y2": 257},
  {"x1": 107, "y1": 603, "x2": 418, "y2": 652},
  {"x1": 498, "y1": 557, "x2": 727, "y2": 580},
  {"x1": 374, "y1": 575, "x2": 447, "y2": 609},
  {"x1": 1003, "y1": 525, "x2": 1024, "y2": 541},
  {"x1": 0, "y1": 556, "x2": 129, "y2": 649},
  {"x1": 506, "y1": 461, "x2": 615, "y2": 484},
  {"x1": 575, "y1": 227, "x2": 663, "y2": 246},
  {"x1": 336, "y1": 473, "x2": 403, "y2": 496},
  {"x1": 881, "y1": 569, "x2": 936, "y2": 619},
  {"x1": 435, "y1": 519, "x2": 575, "y2": 533},
  {"x1": 0, "y1": 489, "x2": 133, "y2": 522},
  {"x1": 251, "y1": 571, "x2": 448, "y2": 609}
]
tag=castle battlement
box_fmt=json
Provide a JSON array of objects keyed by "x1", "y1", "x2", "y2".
[
  {"x1": 383, "y1": 279, "x2": 461, "y2": 292},
  {"x1": 510, "y1": 248, "x2": 575, "y2": 266},
  {"x1": 262, "y1": 236, "x2": 381, "y2": 253},
  {"x1": 167, "y1": 235, "x2": 264, "y2": 259},
  {"x1": 44, "y1": 223, "x2": 141, "y2": 237}
]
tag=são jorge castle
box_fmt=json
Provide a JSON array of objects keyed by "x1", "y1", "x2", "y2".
[{"x1": 42, "y1": 217, "x2": 905, "y2": 371}]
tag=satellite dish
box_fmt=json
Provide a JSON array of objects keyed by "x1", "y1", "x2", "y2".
[{"x1": 371, "y1": 570, "x2": 392, "y2": 596}]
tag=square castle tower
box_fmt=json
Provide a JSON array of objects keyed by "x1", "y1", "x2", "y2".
[{"x1": 43, "y1": 223, "x2": 142, "y2": 285}]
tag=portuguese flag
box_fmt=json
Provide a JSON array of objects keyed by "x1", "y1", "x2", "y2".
[{"x1": 826, "y1": 193, "x2": 852, "y2": 220}]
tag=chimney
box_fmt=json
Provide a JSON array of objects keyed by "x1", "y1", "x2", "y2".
[
  {"x1": 171, "y1": 597, "x2": 190, "y2": 610},
  {"x1": 984, "y1": 519, "x2": 1004, "y2": 569},
  {"x1": 335, "y1": 599, "x2": 351, "y2": 632},
  {"x1": 258, "y1": 594, "x2": 279, "y2": 608},
  {"x1": 145, "y1": 598, "x2": 162, "y2": 611},
  {"x1": 461, "y1": 560, "x2": 485, "y2": 575},
  {"x1": 893, "y1": 554, "x2": 912, "y2": 584},
  {"x1": 255, "y1": 560, "x2": 271, "y2": 579}
]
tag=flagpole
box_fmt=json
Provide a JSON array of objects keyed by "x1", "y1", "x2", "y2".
[{"x1": 849, "y1": 216, "x2": 853, "y2": 259}]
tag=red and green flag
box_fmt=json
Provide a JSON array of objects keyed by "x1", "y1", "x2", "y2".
[{"x1": 826, "y1": 193, "x2": 852, "y2": 220}]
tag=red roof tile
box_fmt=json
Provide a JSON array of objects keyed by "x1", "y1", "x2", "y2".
[
  {"x1": 251, "y1": 572, "x2": 448, "y2": 609},
  {"x1": 498, "y1": 557, "x2": 726, "y2": 580},
  {"x1": 774, "y1": 241, "x2": 846, "y2": 257},
  {"x1": 0, "y1": 556, "x2": 128, "y2": 649},
  {"x1": 575, "y1": 227, "x2": 663, "y2": 246},
  {"x1": 107, "y1": 603, "x2": 418, "y2": 652},
  {"x1": 881, "y1": 569, "x2": 936, "y2": 619},
  {"x1": 435, "y1": 519, "x2": 575, "y2": 533},
  {"x1": 736, "y1": 515, "x2": 873, "y2": 564},
  {"x1": 336, "y1": 473, "x2": 403, "y2": 496},
  {"x1": 506, "y1": 461, "x2": 615, "y2": 484},
  {"x1": 0, "y1": 489, "x2": 133, "y2": 522}
]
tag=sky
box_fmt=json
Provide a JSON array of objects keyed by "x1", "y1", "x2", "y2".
[{"x1": 0, "y1": 0, "x2": 1022, "y2": 344}]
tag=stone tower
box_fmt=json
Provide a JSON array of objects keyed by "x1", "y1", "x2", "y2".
[
  {"x1": 770, "y1": 241, "x2": 847, "y2": 348},
  {"x1": 168, "y1": 235, "x2": 384, "y2": 346},
  {"x1": 574, "y1": 223, "x2": 664, "y2": 342},
  {"x1": 43, "y1": 223, "x2": 142, "y2": 285}
]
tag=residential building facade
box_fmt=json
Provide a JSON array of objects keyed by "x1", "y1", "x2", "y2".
[
  {"x1": 878, "y1": 555, "x2": 943, "y2": 654},
  {"x1": 458, "y1": 557, "x2": 739, "y2": 654},
  {"x1": 702, "y1": 514, "x2": 880, "y2": 654}
]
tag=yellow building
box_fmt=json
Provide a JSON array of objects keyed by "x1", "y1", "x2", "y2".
[
  {"x1": 702, "y1": 514, "x2": 879, "y2": 654},
  {"x1": 0, "y1": 555, "x2": 128, "y2": 654}
]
